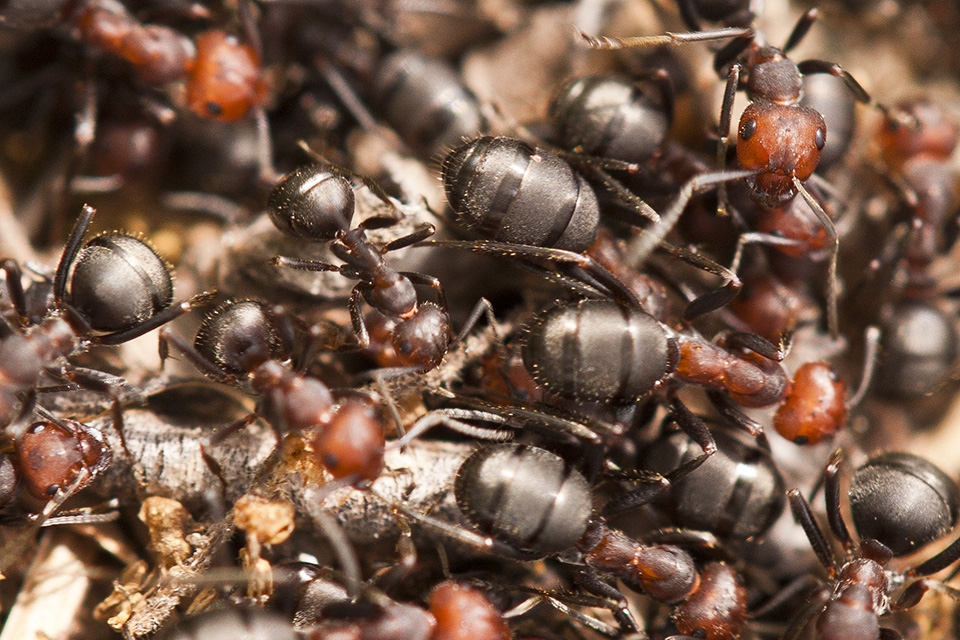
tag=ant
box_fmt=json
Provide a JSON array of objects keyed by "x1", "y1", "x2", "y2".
[
  {"x1": 580, "y1": 7, "x2": 887, "y2": 337},
  {"x1": 268, "y1": 161, "x2": 494, "y2": 373},
  {"x1": 440, "y1": 135, "x2": 755, "y2": 320},
  {"x1": 159, "y1": 299, "x2": 386, "y2": 485},
  {"x1": 370, "y1": 48, "x2": 487, "y2": 160},
  {"x1": 859, "y1": 99, "x2": 960, "y2": 400},
  {"x1": 787, "y1": 450, "x2": 960, "y2": 640},
  {"x1": 0, "y1": 405, "x2": 117, "y2": 577},
  {"x1": 633, "y1": 421, "x2": 785, "y2": 542},
  {"x1": 299, "y1": 578, "x2": 512, "y2": 640},
  {"x1": 64, "y1": 0, "x2": 267, "y2": 123},
  {"x1": 394, "y1": 442, "x2": 749, "y2": 640},
  {"x1": 521, "y1": 291, "x2": 879, "y2": 449},
  {"x1": 0, "y1": 204, "x2": 206, "y2": 432}
]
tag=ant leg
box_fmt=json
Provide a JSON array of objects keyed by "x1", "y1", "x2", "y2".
[
  {"x1": 660, "y1": 239, "x2": 742, "y2": 320},
  {"x1": 822, "y1": 450, "x2": 853, "y2": 550},
  {"x1": 92, "y1": 290, "x2": 217, "y2": 346},
  {"x1": 578, "y1": 26, "x2": 753, "y2": 49},
  {"x1": 782, "y1": 8, "x2": 818, "y2": 53},
  {"x1": 716, "y1": 63, "x2": 741, "y2": 216},
  {"x1": 846, "y1": 326, "x2": 881, "y2": 409},
  {"x1": 896, "y1": 578, "x2": 960, "y2": 610},
  {"x1": 793, "y1": 176, "x2": 839, "y2": 339},
  {"x1": 389, "y1": 409, "x2": 516, "y2": 449},
  {"x1": 574, "y1": 569, "x2": 639, "y2": 634},
  {"x1": 399, "y1": 271, "x2": 447, "y2": 308},
  {"x1": 158, "y1": 327, "x2": 238, "y2": 385},
  {"x1": 206, "y1": 413, "x2": 259, "y2": 448},
  {"x1": 53, "y1": 204, "x2": 96, "y2": 305},
  {"x1": 382, "y1": 224, "x2": 436, "y2": 252},
  {"x1": 907, "y1": 526, "x2": 960, "y2": 578},
  {"x1": 626, "y1": 168, "x2": 757, "y2": 267},
  {"x1": 670, "y1": 396, "x2": 718, "y2": 458},
  {"x1": 437, "y1": 392, "x2": 615, "y2": 442},
  {"x1": 796, "y1": 59, "x2": 871, "y2": 105},
  {"x1": 272, "y1": 255, "x2": 341, "y2": 272},
  {"x1": 422, "y1": 239, "x2": 642, "y2": 308},
  {"x1": 716, "y1": 331, "x2": 785, "y2": 361},
  {"x1": 452, "y1": 297, "x2": 498, "y2": 345},
  {"x1": 787, "y1": 488, "x2": 837, "y2": 573},
  {"x1": 578, "y1": 164, "x2": 660, "y2": 223},
  {"x1": 347, "y1": 285, "x2": 371, "y2": 349},
  {"x1": 1, "y1": 259, "x2": 28, "y2": 325},
  {"x1": 504, "y1": 591, "x2": 622, "y2": 638},
  {"x1": 705, "y1": 390, "x2": 767, "y2": 442},
  {"x1": 730, "y1": 231, "x2": 806, "y2": 274}
]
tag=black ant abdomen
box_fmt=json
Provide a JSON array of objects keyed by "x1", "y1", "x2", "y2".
[
  {"x1": 454, "y1": 442, "x2": 593, "y2": 555},
  {"x1": 848, "y1": 452, "x2": 960, "y2": 557},
  {"x1": 549, "y1": 74, "x2": 671, "y2": 165},
  {"x1": 267, "y1": 164, "x2": 355, "y2": 242},
  {"x1": 193, "y1": 300, "x2": 285, "y2": 380},
  {"x1": 372, "y1": 49, "x2": 486, "y2": 159},
  {"x1": 873, "y1": 301, "x2": 958, "y2": 399},
  {"x1": 521, "y1": 299, "x2": 678, "y2": 403},
  {"x1": 641, "y1": 426, "x2": 785, "y2": 540},
  {"x1": 68, "y1": 233, "x2": 174, "y2": 333},
  {"x1": 442, "y1": 136, "x2": 600, "y2": 252}
]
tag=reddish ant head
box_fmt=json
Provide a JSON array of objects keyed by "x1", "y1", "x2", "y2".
[
  {"x1": 428, "y1": 581, "x2": 512, "y2": 640},
  {"x1": 391, "y1": 303, "x2": 452, "y2": 371},
  {"x1": 773, "y1": 362, "x2": 848, "y2": 445},
  {"x1": 310, "y1": 401, "x2": 384, "y2": 484},
  {"x1": 672, "y1": 563, "x2": 748, "y2": 640},
  {"x1": 187, "y1": 30, "x2": 266, "y2": 122},
  {"x1": 877, "y1": 100, "x2": 959, "y2": 170},
  {"x1": 737, "y1": 100, "x2": 826, "y2": 207},
  {"x1": 15, "y1": 420, "x2": 111, "y2": 500}
]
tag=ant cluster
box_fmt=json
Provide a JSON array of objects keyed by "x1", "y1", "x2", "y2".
[{"x1": 0, "y1": 0, "x2": 960, "y2": 638}]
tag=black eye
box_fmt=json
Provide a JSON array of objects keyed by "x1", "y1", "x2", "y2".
[
  {"x1": 740, "y1": 118, "x2": 757, "y2": 141},
  {"x1": 815, "y1": 127, "x2": 826, "y2": 150}
]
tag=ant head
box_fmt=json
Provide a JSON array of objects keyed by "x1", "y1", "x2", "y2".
[
  {"x1": 187, "y1": 30, "x2": 265, "y2": 122},
  {"x1": 311, "y1": 401, "x2": 384, "y2": 484},
  {"x1": 877, "y1": 99, "x2": 959, "y2": 170},
  {"x1": 737, "y1": 101, "x2": 826, "y2": 207},
  {"x1": 773, "y1": 362, "x2": 847, "y2": 445},
  {"x1": 16, "y1": 419, "x2": 111, "y2": 501},
  {"x1": 391, "y1": 303, "x2": 451, "y2": 370}
]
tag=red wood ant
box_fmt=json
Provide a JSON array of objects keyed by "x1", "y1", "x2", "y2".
[
  {"x1": 67, "y1": 0, "x2": 266, "y2": 123},
  {"x1": 0, "y1": 205, "x2": 205, "y2": 432},
  {"x1": 580, "y1": 8, "x2": 886, "y2": 338},
  {"x1": 393, "y1": 442, "x2": 749, "y2": 640},
  {"x1": 787, "y1": 450, "x2": 960, "y2": 640},
  {"x1": 159, "y1": 299, "x2": 385, "y2": 485},
  {"x1": 268, "y1": 162, "x2": 494, "y2": 373}
]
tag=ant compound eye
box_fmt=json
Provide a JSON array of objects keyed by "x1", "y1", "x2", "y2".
[
  {"x1": 740, "y1": 118, "x2": 757, "y2": 141},
  {"x1": 815, "y1": 127, "x2": 826, "y2": 150}
]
